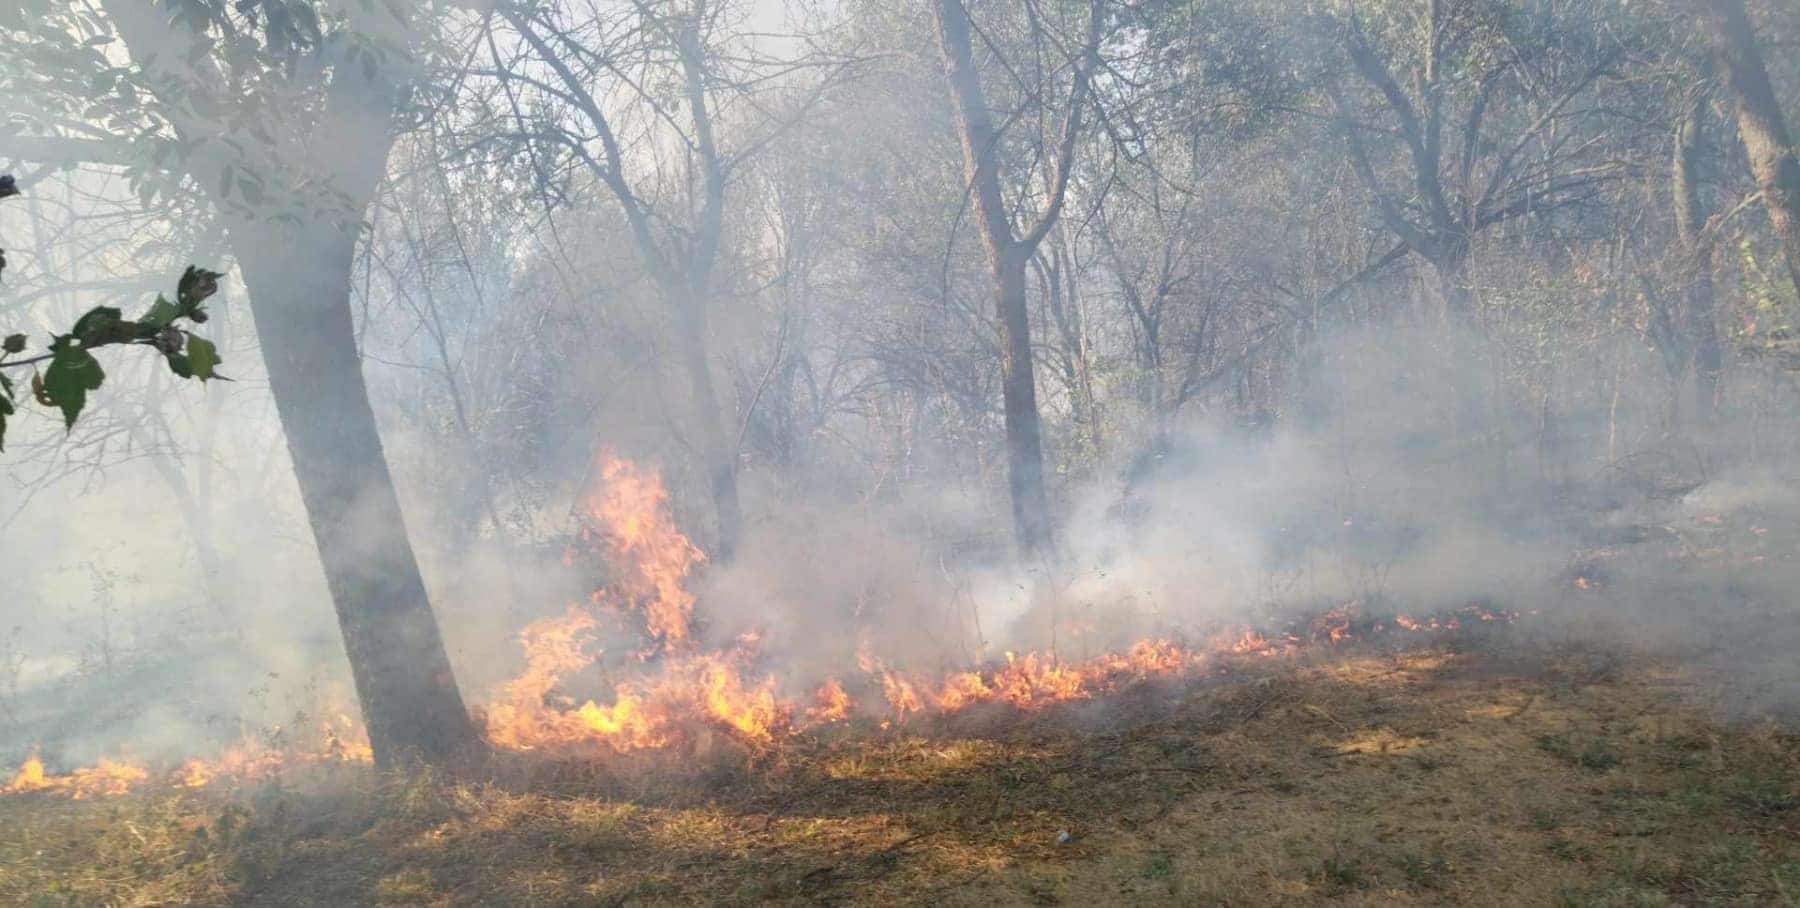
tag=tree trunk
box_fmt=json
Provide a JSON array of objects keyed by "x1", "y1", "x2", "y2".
[
  {"x1": 674, "y1": 293, "x2": 743, "y2": 561},
  {"x1": 995, "y1": 250, "x2": 1054, "y2": 557},
  {"x1": 234, "y1": 220, "x2": 478, "y2": 767},
  {"x1": 95, "y1": 0, "x2": 477, "y2": 768},
  {"x1": 1673, "y1": 94, "x2": 1721, "y2": 422},
  {"x1": 1433, "y1": 246, "x2": 1472, "y2": 320},
  {"x1": 1704, "y1": 0, "x2": 1800, "y2": 297},
  {"x1": 933, "y1": 0, "x2": 1057, "y2": 559}
]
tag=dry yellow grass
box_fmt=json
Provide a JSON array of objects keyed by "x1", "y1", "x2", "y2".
[{"x1": 3, "y1": 628, "x2": 1796, "y2": 906}]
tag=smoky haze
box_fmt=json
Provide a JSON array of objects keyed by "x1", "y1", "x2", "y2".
[{"x1": 2, "y1": 0, "x2": 1800, "y2": 774}]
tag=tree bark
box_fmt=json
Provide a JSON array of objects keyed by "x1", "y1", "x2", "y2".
[
  {"x1": 97, "y1": 0, "x2": 478, "y2": 767},
  {"x1": 234, "y1": 219, "x2": 477, "y2": 767},
  {"x1": 675, "y1": 294, "x2": 743, "y2": 560},
  {"x1": 1703, "y1": 0, "x2": 1800, "y2": 297},
  {"x1": 995, "y1": 250, "x2": 1055, "y2": 556},
  {"x1": 1432, "y1": 247, "x2": 1472, "y2": 320},
  {"x1": 1673, "y1": 94, "x2": 1721, "y2": 422},
  {"x1": 933, "y1": 0, "x2": 1075, "y2": 559}
]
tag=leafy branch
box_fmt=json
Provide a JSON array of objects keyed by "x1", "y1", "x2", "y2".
[{"x1": 0, "y1": 174, "x2": 226, "y2": 451}]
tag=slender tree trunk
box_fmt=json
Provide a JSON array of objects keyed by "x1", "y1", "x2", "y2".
[
  {"x1": 1433, "y1": 246, "x2": 1472, "y2": 320},
  {"x1": 1703, "y1": 0, "x2": 1800, "y2": 297},
  {"x1": 933, "y1": 0, "x2": 1057, "y2": 558},
  {"x1": 1673, "y1": 95, "x2": 1721, "y2": 422},
  {"x1": 995, "y1": 250, "x2": 1054, "y2": 556},
  {"x1": 674, "y1": 292, "x2": 743, "y2": 560},
  {"x1": 234, "y1": 220, "x2": 478, "y2": 767}
]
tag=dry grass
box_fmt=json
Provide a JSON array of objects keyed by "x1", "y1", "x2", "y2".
[{"x1": 3, "y1": 628, "x2": 1797, "y2": 906}]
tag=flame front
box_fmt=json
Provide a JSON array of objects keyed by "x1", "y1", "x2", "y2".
[
  {"x1": 3, "y1": 755, "x2": 146, "y2": 799},
  {"x1": 481, "y1": 452, "x2": 788, "y2": 753},
  {"x1": 4, "y1": 452, "x2": 1521, "y2": 797}
]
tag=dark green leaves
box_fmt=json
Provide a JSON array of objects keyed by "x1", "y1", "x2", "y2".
[
  {"x1": 69, "y1": 305, "x2": 126, "y2": 343},
  {"x1": 41, "y1": 346, "x2": 105, "y2": 428},
  {"x1": 0, "y1": 176, "x2": 223, "y2": 451},
  {"x1": 142, "y1": 295, "x2": 181, "y2": 330},
  {"x1": 178, "y1": 266, "x2": 221, "y2": 305},
  {"x1": 1, "y1": 273, "x2": 226, "y2": 445}
]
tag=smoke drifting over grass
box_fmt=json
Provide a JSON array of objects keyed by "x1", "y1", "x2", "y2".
[
  {"x1": 689, "y1": 323, "x2": 1800, "y2": 721},
  {"x1": 4, "y1": 317, "x2": 1799, "y2": 773}
]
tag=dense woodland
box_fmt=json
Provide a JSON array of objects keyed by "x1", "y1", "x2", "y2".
[{"x1": 2, "y1": 0, "x2": 1799, "y2": 764}]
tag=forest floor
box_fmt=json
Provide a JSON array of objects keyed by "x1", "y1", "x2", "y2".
[{"x1": 3, "y1": 619, "x2": 1797, "y2": 906}]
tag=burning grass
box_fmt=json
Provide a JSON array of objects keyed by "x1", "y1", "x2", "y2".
[
  {"x1": 6, "y1": 453, "x2": 1798, "y2": 903},
  {"x1": 3, "y1": 630, "x2": 1796, "y2": 906}
]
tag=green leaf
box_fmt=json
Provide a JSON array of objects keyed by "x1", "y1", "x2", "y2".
[
  {"x1": 41, "y1": 347, "x2": 105, "y2": 429},
  {"x1": 0, "y1": 392, "x2": 10, "y2": 452},
  {"x1": 1, "y1": 333, "x2": 24, "y2": 355},
  {"x1": 141, "y1": 295, "x2": 180, "y2": 330},
  {"x1": 185, "y1": 335, "x2": 221, "y2": 381},
  {"x1": 165, "y1": 352, "x2": 192, "y2": 379},
  {"x1": 69, "y1": 305, "x2": 122, "y2": 341}
]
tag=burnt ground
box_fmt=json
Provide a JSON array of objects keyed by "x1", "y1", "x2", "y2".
[{"x1": 3, "y1": 621, "x2": 1797, "y2": 906}]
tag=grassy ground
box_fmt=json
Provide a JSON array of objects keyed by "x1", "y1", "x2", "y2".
[{"x1": 3, "y1": 625, "x2": 1796, "y2": 906}]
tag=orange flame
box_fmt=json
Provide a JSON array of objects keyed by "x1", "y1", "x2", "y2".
[
  {"x1": 482, "y1": 452, "x2": 786, "y2": 753},
  {"x1": 805, "y1": 678, "x2": 853, "y2": 724},
  {"x1": 585, "y1": 452, "x2": 706, "y2": 650},
  {"x1": 3, "y1": 451, "x2": 1526, "y2": 798},
  {"x1": 2, "y1": 755, "x2": 147, "y2": 799}
]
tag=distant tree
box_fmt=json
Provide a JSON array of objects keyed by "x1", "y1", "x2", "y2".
[
  {"x1": 477, "y1": 0, "x2": 855, "y2": 560},
  {"x1": 1321, "y1": 0, "x2": 1629, "y2": 319},
  {"x1": 1698, "y1": 0, "x2": 1800, "y2": 298},
  {"x1": 930, "y1": 0, "x2": 1106, "y2": 559},
  {"x1": 1669, "y1": 93, "x2": 1723, "y2": 422}
]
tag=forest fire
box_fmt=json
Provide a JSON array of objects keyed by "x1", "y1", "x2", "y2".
[
  {"x1": 3, "y1": 710, "x2": 372, "y2": 799},
  {"x1": 4, "y1": 755, "x2": 147, "y2": 799},
  {"x1": 480, "y1": 453, "x2": 787, "y2": 752},
  {"x1": 3, "y1": 454, "x2": 1521, "y2": 797}
]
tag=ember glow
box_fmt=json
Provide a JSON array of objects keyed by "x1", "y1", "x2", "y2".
[{"x1": 3, "y1": 454, "x2": 1520, "y2": 796}]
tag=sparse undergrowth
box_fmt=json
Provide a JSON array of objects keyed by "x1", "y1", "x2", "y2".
[{"x1": 2, "y1": 631, "x2": 1796, "y2": 907}]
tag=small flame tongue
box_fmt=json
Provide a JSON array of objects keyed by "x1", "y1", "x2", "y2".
[{"x1": 585, "y1": 451, "x2": 706, "y2": 653}]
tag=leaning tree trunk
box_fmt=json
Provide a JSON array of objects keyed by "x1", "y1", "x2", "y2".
[
  {"x1": 1704, "y1": 0, "x2": 1800, "y2": 298},
  {"x1": 234, "y1": 219, "x2": 478, "y2": 767},
  {"x1": 1673, "y1": 95, "x2": 1721, "y2": 422},
  {"x1": 97, "y1": 0, "x2": 477, "y2": 768}
]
